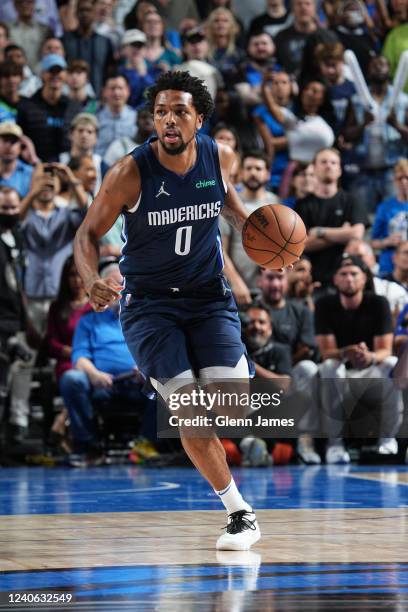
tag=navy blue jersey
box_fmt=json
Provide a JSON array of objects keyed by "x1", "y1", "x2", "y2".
[{"x1": 119, "y1": 134, "x2": 226, "y2": 291}]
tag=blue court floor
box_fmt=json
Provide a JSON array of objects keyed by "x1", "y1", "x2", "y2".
[{"x1": 0, "y1": 465, "x2": 407, "y2": 611}]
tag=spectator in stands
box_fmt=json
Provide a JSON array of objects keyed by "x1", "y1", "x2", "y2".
[
  {"x1": 59, "y1": 113, "x2": 105, "y2": 192},
  {"x1": 383, "y1": 241, "x2": 408, "y2": 290},
  {"x1": 262, "y1": 77, "x2": 336, "y2": 166},
  {"x1": 332, "y1": 0, "x2": 377, "y2": 74},
  {"x1": 62, "y1": 0, "x2": 115, "y2": 97},
  {"x1": 206, "y1": 7, "x2": 245, "y2": 89},
  {"x1": 4, "y1": 44, "x2": 40, "y2": 99},
  {"x1": 234, "y1": 31, "x2": 277, "y2": 107},
  {"x1": 296, "y1": 147, "x2": 367, "y2": 290},
  {"x1": 254, "y1": 69, "x2": 292, "y2": 192},
  {"x1": 287, "y1": 256, "x2": 319, "y2": 311},
  {"x1": 274, "y1": 0, "x2": 323, "y2": 77},
  {"x1": 383, "y1": 20, "x2": 408, "y2": 94},
  {"x1": 95, "y1": 73, "x2": 137, "y2": 157},
  {"x1": 316, "y1": 254, "x2": 401, "y2": 463},
  {"x1": 208, "y1": 87, "x2": 257, "y2": 147},
  {"x1": 65, "y1": 60, "x2": 96, "y2": 114},
  {"x1": 0, "y1": 0, "x2": 61, "y2": 36},
  {"x1": 177, "y1": 26, "x2": 222, "y2": 101},
  {"x1": 344, "y1": 238, "x2": 407, "y2": 316},
  {"x1": 221, "y1": 150, "x2": 278, "y2": 303},
  {"x1": 0, "y1": 22, "x2": 9, "y2": 63},
  {"x1": 93, "y1": 0, "x2": 124, "y2": 51},
  {"x1": 343, "y1": 55, "x2": 408, "y2": 214},
  {"x1": 19, "y1": 162, "x2": 87, "y2": 333},
  {"x1": 371, "y1": 159, "x2": 408, "y2": 276},
  {"x1": 211, "y1": 122, "x2": 241, "y2": 184},
  {"x1": 141, "y1": 10, "x2": 181, "y2": 78},
  {"x1": 58, "y1": 156, "x2": 95, "y2": 206},
  {"x1": 315, "y1": 42, "x2": 355, "y2": 129},
  {"x1": 249, "y1": 0, "x2": 294, "y2": 38},
  {"x1": 17, "y1": 54, "x2": 81, "y2": 162},
  {"x1": 283, "y1": 161, "x2": 316, "y2": 208},
  {"x1": 34, "y1": 36, "x2": 65, "y2": 75},
  {"x1": 153, "y1": 0, "x2": 199, "y2": 31},
  {"x1": 103, "y1": 107, "x2": 154, "y2": 167},
  {"x1": 8, "y1": 0, "x2": 53, "y2": 69},
  {"x1": 119, "y1": 29, "x2": 155, "y2": 109},
  {"x1": 0, "y1": 122, "x2": 33, "y2": 198},
  {"x1": 59, "y1": 262, "x2": 155, "y2": 466},
  {"x1": 0, "y1": 61, "x2": 23, "y2": 122},
  {"x1": 257, "y1": 266, "x2": 321, "y2": 463}
]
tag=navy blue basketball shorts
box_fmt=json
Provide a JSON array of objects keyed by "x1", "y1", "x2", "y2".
[{"x1": 120, "y1": 275, "x2": 250, "y2": 383}]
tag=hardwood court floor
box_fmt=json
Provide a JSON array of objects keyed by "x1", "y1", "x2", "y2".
[{"x1": 0, "y1": 465, "x2": 408, "y2": 610}]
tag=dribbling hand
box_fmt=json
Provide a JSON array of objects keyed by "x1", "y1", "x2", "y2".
[{"x1": 87, "y1": 278, "x2": 122, "y2": 312}]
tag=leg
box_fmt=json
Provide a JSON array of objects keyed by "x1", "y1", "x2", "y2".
[{"x1": 59, "y1": 369, "x2": 99, "y2": 451}]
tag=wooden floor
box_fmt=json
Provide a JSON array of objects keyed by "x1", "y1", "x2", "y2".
[{"x1": 1, "y1": 508, "x2": 408, "y2": 571}]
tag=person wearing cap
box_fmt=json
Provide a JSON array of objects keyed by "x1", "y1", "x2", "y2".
[
  {"x1": 177, "y1": 26, "x2": 222, "y2": 100},
  {"x1": 16, "y1": 54, "x2": 82, "y2": 162},
  {"x1": 8, "y1": 0, "x2": 53, "y2": 70},
  {"x1": 62, "y1": 0, "x2": 115, "y2": 97},
  {"x1": 0, "y1": 122, "x2": 33, "y2": 197},
  {"x1": 119, "y1": 29, "x2": 154, "y2": 109},
  {"x1": 316, "y1": 254, "x2": 402, "y2": 463},
  {"x1": 65, "y1": 60, "x2": 97, "y2": 114},
  {"x1": 60, "y1": 113, "x2": 107, "y2": 193}
]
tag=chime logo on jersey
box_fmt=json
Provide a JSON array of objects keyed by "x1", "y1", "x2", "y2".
[
  {"x1": 196, "y1": 179, "x2": 216, "y2": 189},
  {"x1": 147, "y1": 201, "x2": 222, "y2": 226}
]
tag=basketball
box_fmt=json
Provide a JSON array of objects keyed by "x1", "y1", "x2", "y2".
[{"x1": 242, "y1": 204, "x2": 307, "y2": 269}]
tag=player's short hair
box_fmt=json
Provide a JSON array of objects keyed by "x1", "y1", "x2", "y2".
[
  {"x1": 242, "y1": 150, "x2": 269, "y2": 168},
  {"x1": 145, "y1": 71, "x2": 214, "y2": 121}
]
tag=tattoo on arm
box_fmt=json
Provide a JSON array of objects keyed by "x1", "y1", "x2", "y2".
[{"x1": 221, "y1": 202, "x2": 247, "y2": 233}]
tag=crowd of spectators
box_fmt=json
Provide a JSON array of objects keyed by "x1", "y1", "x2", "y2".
[{"x1": 0, "y1": 0, "x2": 408, "y2": 466}]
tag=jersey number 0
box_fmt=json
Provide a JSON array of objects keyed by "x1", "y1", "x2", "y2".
[{"x1": 175, "y1": 226, "x2": 192, "y2": 256}]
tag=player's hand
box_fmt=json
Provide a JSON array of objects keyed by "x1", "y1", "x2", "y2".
[
  {"x1": 89, "y1": 370, "x2": 113, "y2": 388},
  {"x1": 87, "y1": 278, "x2": 122, "y2": 312},
  {"x1": 231, "y1": 278, "x2": 252, "y2": 305}
]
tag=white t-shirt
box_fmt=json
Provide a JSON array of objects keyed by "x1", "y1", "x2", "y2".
[{"x1": 282, "y1": 108, "x2": 335, "y2": 163}]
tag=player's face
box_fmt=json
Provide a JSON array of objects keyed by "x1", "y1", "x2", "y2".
[
  {"x1": 154, "y1": 90, "x2": 203, "y2": 156},
  {"x1": 334, "y1": 265, "x2": 366, "y2": 297}
]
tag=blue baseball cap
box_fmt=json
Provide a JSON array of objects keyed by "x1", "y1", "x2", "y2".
[{"x1": 41, "y1": 54, "x2": 67, "y2": 72}]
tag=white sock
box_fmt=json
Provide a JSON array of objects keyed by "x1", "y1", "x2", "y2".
[{"x1": 215, "y1": 478, "x2": 252, "y2": 515}]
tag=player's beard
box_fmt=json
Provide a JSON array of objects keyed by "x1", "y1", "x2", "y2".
[{"x1": 159, "y1": 133, "x2": 195, "y2": 156}]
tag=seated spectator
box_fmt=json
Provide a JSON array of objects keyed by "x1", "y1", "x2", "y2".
[
  {"x1": 59, "y1": 263, "x2": 155, "y2": 466},
  {"x1": 274, "y1": 0, "x2": 324, "y2": 78},
  {"x1": 152, "y1": 0, "x2": 199, "y2": 32},
  {"x1": 345, "y1": 238, "x2": 407, "y2": 316},
  {"x1": 119, "y1": 29, "x2": 155, "y2": 109},
  {"x1": 34, "y1": 36, "x2": 65, "y2": 76},
  {"x1": 211, "y1": 122, "x2": 241, "y2": 184},
  {"x1": 383, "y1": 20, "x2": 408, "y2": 94},
  {"x1": 4, "y1": 44, "x2": 40, "y2": 99},
  {"x1": 95, "y1": 73, "x2": 137, "y2": 157},
  {"x1": 332, "y1": 0, "x2": 377, "y2": 74},
  {"x1": 315, "y1": 41, "x2": 355, "y2": 129},
  {"x1": 316, "y1": 254, "x2": 402, "y2": 462},
  {"x1": 254, "y1": 68, "x2": 292, "y2": 192},
  {"x1": 371, "y1": 159, "x2": 408, "y2": 276},
  {"x1": 0, "y1": 61, "x2": 23, "y2": 123},
  {"x1": 257, "y1": 266, "x2": 321, "y2": 463},
  {"x1": 19, "y1": 162, "x2": 87, "y2": 333},
  {"x1": 103, "y1": 107, "x2": 154, "y2": 167},
  {"x1": 249, "y1": 0, "x2": 294, "y2": 38},
  {"x1": 177, "y1": 26, "x2": 222, "y2": 100},
  {"x1": 283, "y1": 161, "x2": 316, "y2": 208},
  {"x1": 93, "y1": 0, "x2": 124, "y2": 51},
  {"x1": 0, "y1": 122, "x2": 33, "y2": 197},
  {"x1": 343, "y1": 56, "x2": 408, "y2": 214},
  {"x1": 221, "y1": 150, "x2": 279, "y2": 303},
  {"x1": 262, "y1": 78, "x2": 336, "y2": 166},
  {"x1": 65, "y1": 60, "x2": 97, "y2": 114},
  {"x1": 287, "y1": 256, "x2": 318, "y2": 311},
  {"x1": 296, "y1": 148, "x2": 367, "y2": 290},
  {"x1": 141, "y1": 10, "x2": 181, "y2": 78},
  {"x1": 62, "y1": 0, "x2": 115, "y2": 97},
  {"x1": 208, "y1": 87, "x2": 258, "y2": 148},
  {"x1": 8, "y1": 0, "x2": 53, "y2": 69},
  {"x1": 383, "y1": 241, "x2": 408, "y2": 291},
  {"x1": 17, "y1": 54, "x2": 82, "y2": 162},
  {"x1": 234, "y1": 31, "x2": 277, "y2": 107},
  {"x1": 0, "y1": 22, "x2": 9, "y2": 63},
  {"x1": 206, "y1": 8, "x2": 245, "y2": 89},
  {"x1": 0, "y1": 0, "x2": 61, "y2": 36},
  {"x1": 59, "y1": 113, "x2": 106, "y2": 193}
]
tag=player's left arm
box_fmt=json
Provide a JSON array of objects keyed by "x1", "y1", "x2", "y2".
[{"x1": 218, "y1": 143, "x2": 249, "y2": 232}]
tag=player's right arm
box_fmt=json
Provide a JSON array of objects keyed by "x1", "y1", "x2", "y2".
[{"x1": 74, "y1": 156, "x2": 141, "y2": 311}]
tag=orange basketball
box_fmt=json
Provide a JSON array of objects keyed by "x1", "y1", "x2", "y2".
[{"x1": 242, "y1": 204, "x2": 307, "y2": 269}]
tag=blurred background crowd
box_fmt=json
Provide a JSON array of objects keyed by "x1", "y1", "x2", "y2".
[{"x1": 1, "y1": 0, "x2": 408, "y2": 468}]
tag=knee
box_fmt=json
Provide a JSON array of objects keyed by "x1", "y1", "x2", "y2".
[
  {"x1": 293, "y1": 360, "x2": 318, "y2": 379},
  {"x1": 319, "y1": 359, "x2": 344, "y2": 378},
  {"x1": 379, "y1": 355, "x2": 398, "y2": 375},
  {"x1": 59, "y1": 369, "x2": 89, "y2": 394}
]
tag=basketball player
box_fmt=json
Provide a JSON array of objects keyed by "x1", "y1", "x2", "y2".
[{"x1": 74, "y1": 72, "x2": 263, "y2": 550}]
